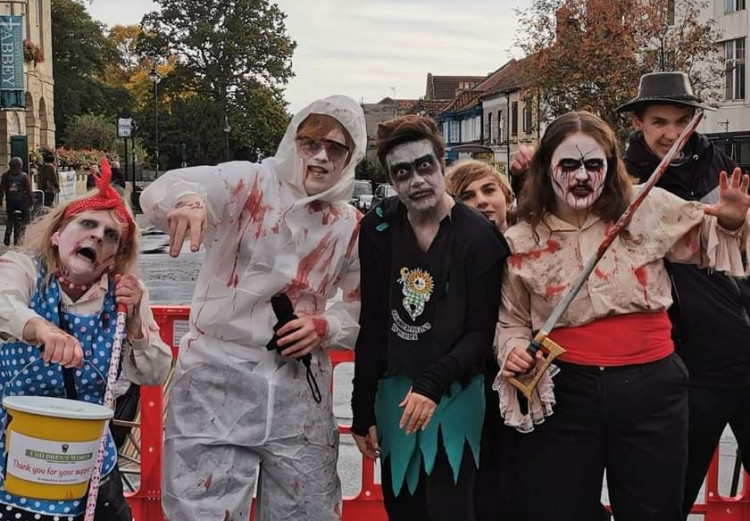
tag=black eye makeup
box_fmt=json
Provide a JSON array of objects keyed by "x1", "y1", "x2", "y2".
[{"x1": 558, "y1": 158, "x2": 605, "y2": 172}]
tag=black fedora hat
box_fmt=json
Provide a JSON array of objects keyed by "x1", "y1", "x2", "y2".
[{"x1": 616, "y1": 71, "x2": 716, "y2": 113}]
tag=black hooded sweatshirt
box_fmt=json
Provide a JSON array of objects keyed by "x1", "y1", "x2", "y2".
[{"x1": 625, "y1": 131, "x2": 750, "y2": 389}]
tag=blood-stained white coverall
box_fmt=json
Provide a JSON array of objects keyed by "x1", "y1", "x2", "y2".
[{"x1": 140, "y1": 96, "x2": 365, "y2": 521}]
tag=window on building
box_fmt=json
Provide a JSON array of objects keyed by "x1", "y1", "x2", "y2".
[
  {"x1": 450, "y1": 120, "x2": 460, "y2": 143},
  {"x1": 725, "y1": 0, "x2": 746, "y2": 13},
  {"x1": 511, "y1": 102, "x2": 518, "y2": 136},
  {"x1": 497, "y1": 110, "x2": 503, "y2": 144},
  {"x1": 522, "y1": 105, "x2": 533, "y2": 134},
  {"x1": 725, "y1": 38, "x2": 746, "y2": 101},
  {"x1": 487, "y1": 112, "x2": 493, "y2": 144}
]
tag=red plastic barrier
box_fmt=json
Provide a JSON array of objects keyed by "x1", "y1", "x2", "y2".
[
  {"x1": 125, "y1": 306, "x2": 387, "y2": 521},
  {"x1": 126, "y1": 306, "x2": 750, "y2": 520}
]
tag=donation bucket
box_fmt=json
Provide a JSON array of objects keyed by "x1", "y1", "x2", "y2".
[{"x1": 2, "y1": 396, "x2": 113, "y2": 500}]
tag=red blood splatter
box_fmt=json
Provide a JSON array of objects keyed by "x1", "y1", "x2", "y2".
[
  {"x1": 545, "y1": 284, "x2": 566, "y2": 297},
  {"x1": 347, "y1": 287, "x2": 361, "y2": 300},
  {"x1": 295, "y1": 233, "x2": 332, "y2": 289},
  {"x1": 683, "y1": 232, "x2": 697, "y2": 254},
  {"x1": 345, "y1": 224, "x2": 360, "y2": 259},
  {"x1": 633, "y1": 265, "x2": 650, "y2": 306},
  {"x1": 308, "y1": 201, "x2": 323, "y2": 213},
  {"x1": 244, "y1": 176, "x2": 270, "y2": 233},
  {"x1": 231, "y1": 179, "x2": 246, "y2": 198},
  {"x1": 227, "y1": 254, "x2": 240, "y2": 287},
  {"x1": 270, "y1": 223, "x2": 280, "y2": 235},
  {"x1": 202, "y1": 474, "x2": 213, "y2": 490},
  {"x1": 594, "y1": 267, "x2": 609, "y2": 280},
  {"x1": 292, "y1": 480, "x2": 300, "y2": 494},
  {"x1": 509, "y1": 239, "x2": 562, "y2": 269},
  {"x1": 312, "y1": 316, "x2": 328, "y2": 338}
]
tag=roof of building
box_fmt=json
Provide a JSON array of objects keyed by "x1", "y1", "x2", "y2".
[
  {"x1": 425, "y1": 73, "x2": 488, "y2": 100},
  {"x1": 437, "y1": 59, "x2": 528, "y2": 114}
]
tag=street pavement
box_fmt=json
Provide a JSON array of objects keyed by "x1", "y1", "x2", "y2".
[{"x1": 0, "y1": 216, "x2": 743, "y2": 512}]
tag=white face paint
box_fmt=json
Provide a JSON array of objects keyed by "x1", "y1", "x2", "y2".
[
  {"x1": 385, "y1": 139, "x2": 445, "y2": 215},
  {"x1": 298, "y1": 127, "x2": 349, "y2": 196},
  {"x1": 550, "y1": 132, "x2": 608, "y2": 212},
  {"x1": 51, "y1": 210, "x2": 122, "y2": 284}
]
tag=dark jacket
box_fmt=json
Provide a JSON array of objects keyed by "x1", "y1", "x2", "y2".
[
  {"x1": 350, "y1": 196, "x2": 509, "y2": 435},
  {"x1": 625, "y1": 131, "x2": 750, "y2": 388}
]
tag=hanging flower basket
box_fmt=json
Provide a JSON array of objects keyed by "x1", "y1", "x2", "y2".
[{"x1": 23, "y1": 39, "x2": 44, "y2": 65}]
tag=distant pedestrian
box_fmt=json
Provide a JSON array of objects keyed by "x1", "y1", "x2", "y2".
[
  {"x1": 0, "y1": 157, "x2": 33, "y2": 246},
  {"x1": 39, "y1": 152, "x2": 59, "y2": 207},
  {"x1": 86, "y1": 164, "x2": 100, "y2": 190},
  {"x1": 111, "y1": 160, "x2": 126, "y2": 190}
]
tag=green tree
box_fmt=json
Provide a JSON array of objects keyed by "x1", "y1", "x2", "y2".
[
  {"x1": 516, "y1": 0, "x2": 723, "y2": 139},
  {"x1": 51, "y1": 0, "x2": 132, "y2": 143},
  {"x1": 65, "y1": 114, "x2": 118, "y2": 151},
  {"x1": 137, "y1": 0, "x2": 296, "y2": 167}
]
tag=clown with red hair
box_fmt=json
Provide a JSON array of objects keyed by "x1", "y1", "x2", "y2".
[{"x1": 0, "y1": 158, "x2": 171, "y2": 521}]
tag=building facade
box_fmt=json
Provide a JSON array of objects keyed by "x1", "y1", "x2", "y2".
[
  {"x1": 699, "y1": 0, "x2": 749, "y2": 170},
  {"x1": 0, "y1": 0, "x2": 54, "y2": 171}
]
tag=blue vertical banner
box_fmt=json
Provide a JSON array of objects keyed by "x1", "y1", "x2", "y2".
[{"x1": 0, "y1": 16, "x2": 24, "y2": 108}]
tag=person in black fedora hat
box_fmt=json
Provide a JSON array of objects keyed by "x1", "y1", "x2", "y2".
[{"x1": 618, "y1": 71, "x2": 750, "y2": 520}]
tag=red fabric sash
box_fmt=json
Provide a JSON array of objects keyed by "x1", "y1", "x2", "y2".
[{"x1": 549, "y1": 311, "x2": 673, "y2": 366}]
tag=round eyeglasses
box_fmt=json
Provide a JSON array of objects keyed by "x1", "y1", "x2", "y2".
[{"x1": 297, "y1": 137, "x2": 350, "y2": 163}]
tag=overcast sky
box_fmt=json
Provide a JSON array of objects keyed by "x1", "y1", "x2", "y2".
[{"x1": 87, "y1": 0, "x2": 533, "y2": 113}]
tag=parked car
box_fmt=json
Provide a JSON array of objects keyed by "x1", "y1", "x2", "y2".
[
  {"x1": 349, "y1": 180, "x2": 373, "y2": 210},
  {"x1": 372, "y1": 183, "x2": 397, "y2": 207},
  {"x1": 357, "y1": 194, "x2": 375, "y2": 211}
]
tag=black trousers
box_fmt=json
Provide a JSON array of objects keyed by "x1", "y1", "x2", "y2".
[
  {"x1": 682, "y1": 383, "x2": 750, "y2": 518},
  {"x1": 474, "y1": 359, "x2": 526, "y2": 521},
  {"x1": 517, "y1": 354, "x2": 688, "y2": 521},
  {"x1": 4, "y1": 200, "x2": 29, "y2": 245},
  {"x1": 382, "y1": 439, "x2": 477, "y2": 521}
]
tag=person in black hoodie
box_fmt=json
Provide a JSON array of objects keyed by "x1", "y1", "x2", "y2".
[
  {"x1": 617, "y1": 71, "x2": 749, "y2": 519},
  {"x1": 351, "y1": 115, "x2": 509, "y2": 521}
]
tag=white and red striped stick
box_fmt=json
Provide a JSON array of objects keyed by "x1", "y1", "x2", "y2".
[{"x1": 83, "y1": 304, "x2": 127, "y2": 521}]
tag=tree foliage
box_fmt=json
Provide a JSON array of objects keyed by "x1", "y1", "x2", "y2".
[
  {"x1": 51, "y1": 0, "x2": 131, "y2": 143},
  {"x1": 64, "y1": 114, "x2": 118, "y2": 151},
  {"x1": 516, "y1": 0, "x2": 723, "y2": 139},
  {"x1": 135, "y1": 0, "x2": 296, "y2": 168}
]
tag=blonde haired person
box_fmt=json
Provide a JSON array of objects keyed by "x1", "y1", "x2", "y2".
[
  {"x1": 0, "y1": 160, "x2": 171, "y2": 521},
  {"x1": 445, "y1": 159, "x2": 522, "y2": 520},
  {"x1": 445, "y1": 159, "x2": 513, "y2": 231}
]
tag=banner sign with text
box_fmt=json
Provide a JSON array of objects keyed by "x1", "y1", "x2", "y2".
[{"x1": 0, "y1": 16, "x2": 23, "y2": 91}]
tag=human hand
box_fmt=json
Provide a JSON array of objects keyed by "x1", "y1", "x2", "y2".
[
  {"x1": 166, "y1": 194, "x2": 206, "y2": 257},
  {"x1": 278, "y1": 315, "x2": 328, "y2": 358},
  {"x1": 509, "y1": 145, "x2": 535, "y2": 177},
  {"x1": 28, "y1": 318, "x2": 83, "y2": 368},
  {"x1": 705, "y1": 168, "x2": 750, "y2": 231},
  {"x1": 353, "y1": 425, "x2": 380, "y2": 460},
  {"x1": 114, "y1": 274, "x2": 144, "y2": 339},
  {"x1": 500, "y1": 345, "x2": 543, "y2": 378},
  {"x1": 398, "y1": 388, "x2": 437, "y2": 435}
]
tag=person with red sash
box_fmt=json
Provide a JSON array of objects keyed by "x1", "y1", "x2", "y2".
[{"x1": 494, "y1": 111, "x2": 750, "y2": 521}]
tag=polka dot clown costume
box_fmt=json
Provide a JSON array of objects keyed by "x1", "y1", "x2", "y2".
[{"x1": 0, "y1": 158, "x2": 171, "y2": 520}]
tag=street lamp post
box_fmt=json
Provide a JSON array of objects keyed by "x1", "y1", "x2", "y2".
[
  {"x1": 223, "y1": 113, "x2": 231, "y2": 161},
  {"x1": 148, "y1": 66, "x2": 161, "y2": 177}
]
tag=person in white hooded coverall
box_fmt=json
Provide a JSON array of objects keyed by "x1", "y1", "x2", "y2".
[{"x1": 140, "y1": 96, "x2": 365, "y2": 521}]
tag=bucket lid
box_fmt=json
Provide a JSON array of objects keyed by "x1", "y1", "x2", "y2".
[{"x1": 2, "y1": 396, "x2": 113, "y2": 420}]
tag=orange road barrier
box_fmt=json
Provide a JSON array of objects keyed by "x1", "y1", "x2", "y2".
[
  {"x1": 124, "y1": 306, "x2": 387, "y2": 520},
  {"x1": 123, "y1": 306, "x2": 749, "y2": 520}
]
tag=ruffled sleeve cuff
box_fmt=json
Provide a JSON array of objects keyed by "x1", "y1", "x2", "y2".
[
  {"x1": 491, "y1": 342, "x2": 559, "y2": 433},
  {"x1": 704, "y1": 212, "x2": 750, "y2": 277}
]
